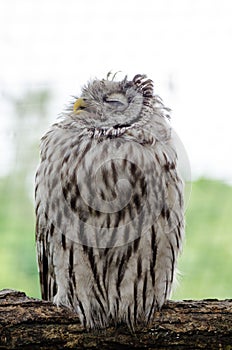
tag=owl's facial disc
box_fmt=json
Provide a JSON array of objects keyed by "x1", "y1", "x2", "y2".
[{"x1": 73, "y1": 77, "x2": 148, "y2": 127}]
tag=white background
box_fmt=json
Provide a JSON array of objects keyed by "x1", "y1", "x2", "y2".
[{"x1": 0, "y1": 0, "x2": 232, "y2": 182}]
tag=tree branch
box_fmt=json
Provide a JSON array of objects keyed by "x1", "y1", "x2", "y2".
[{"x1": 0, "y1": 289, "x2": 231, "y2": 349}]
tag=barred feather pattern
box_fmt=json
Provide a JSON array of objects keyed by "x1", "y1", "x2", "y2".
[{"x1": 35, "y1": 74, "x2": 185, "y2": 329}]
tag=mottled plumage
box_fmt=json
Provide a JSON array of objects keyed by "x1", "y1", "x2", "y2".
[{"x1": 35, "y1": 74, "x2": 184, "y2": 329}]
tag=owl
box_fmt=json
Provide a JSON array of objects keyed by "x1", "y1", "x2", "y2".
[{"x1": 35, "y1": 73, "x2": 184, "y2": 330}]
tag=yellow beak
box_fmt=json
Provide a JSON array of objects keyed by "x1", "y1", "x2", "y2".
[{"x1": 73, "y1": 98, "x2": 86, "y2": 113}]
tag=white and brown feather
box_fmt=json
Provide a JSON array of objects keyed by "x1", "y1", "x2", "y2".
[{"x1": 35, "y1": 74, "x2": 184, "y2": 329}]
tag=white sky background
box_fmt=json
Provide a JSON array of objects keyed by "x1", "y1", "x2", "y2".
[{"x1": 0, "y1": 0, "x2": 232, "y2": 182}]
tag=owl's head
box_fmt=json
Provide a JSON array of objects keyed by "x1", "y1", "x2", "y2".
[{"x1": 72, "y1": 74, "x2": 154, "y2": 128}]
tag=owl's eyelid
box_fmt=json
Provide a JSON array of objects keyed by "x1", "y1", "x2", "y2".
[
  {"x1": 103, "y1": 95, "x2": 127, "y2": 106},
  {"x1": 106, "y1": 99, "x2": 124, "y2": 104}
]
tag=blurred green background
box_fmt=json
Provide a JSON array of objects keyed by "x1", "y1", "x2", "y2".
[
  {"x1": 1, "y1": 176, "x2": 231, "y2": 300},
  {"x1": 0, "y1": 89, "x2": 231, "y2": 300}
]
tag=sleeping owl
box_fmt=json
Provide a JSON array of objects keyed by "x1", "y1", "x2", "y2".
[{"x1": 35, "y1": 73, "x2": 184, "y2": 329}]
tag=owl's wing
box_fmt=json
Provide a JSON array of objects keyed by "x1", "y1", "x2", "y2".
[{"x1": 35, "y1": 171, "x2": 57, "y2": 301}]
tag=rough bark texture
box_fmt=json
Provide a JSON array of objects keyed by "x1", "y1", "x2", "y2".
[{"x1": 0, "y1": 289, "x2": 231, "y2": 349}]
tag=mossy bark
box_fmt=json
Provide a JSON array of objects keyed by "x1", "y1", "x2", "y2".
[{"x1": 0, "y1": 289, "x2": 232, "y2": 349}]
